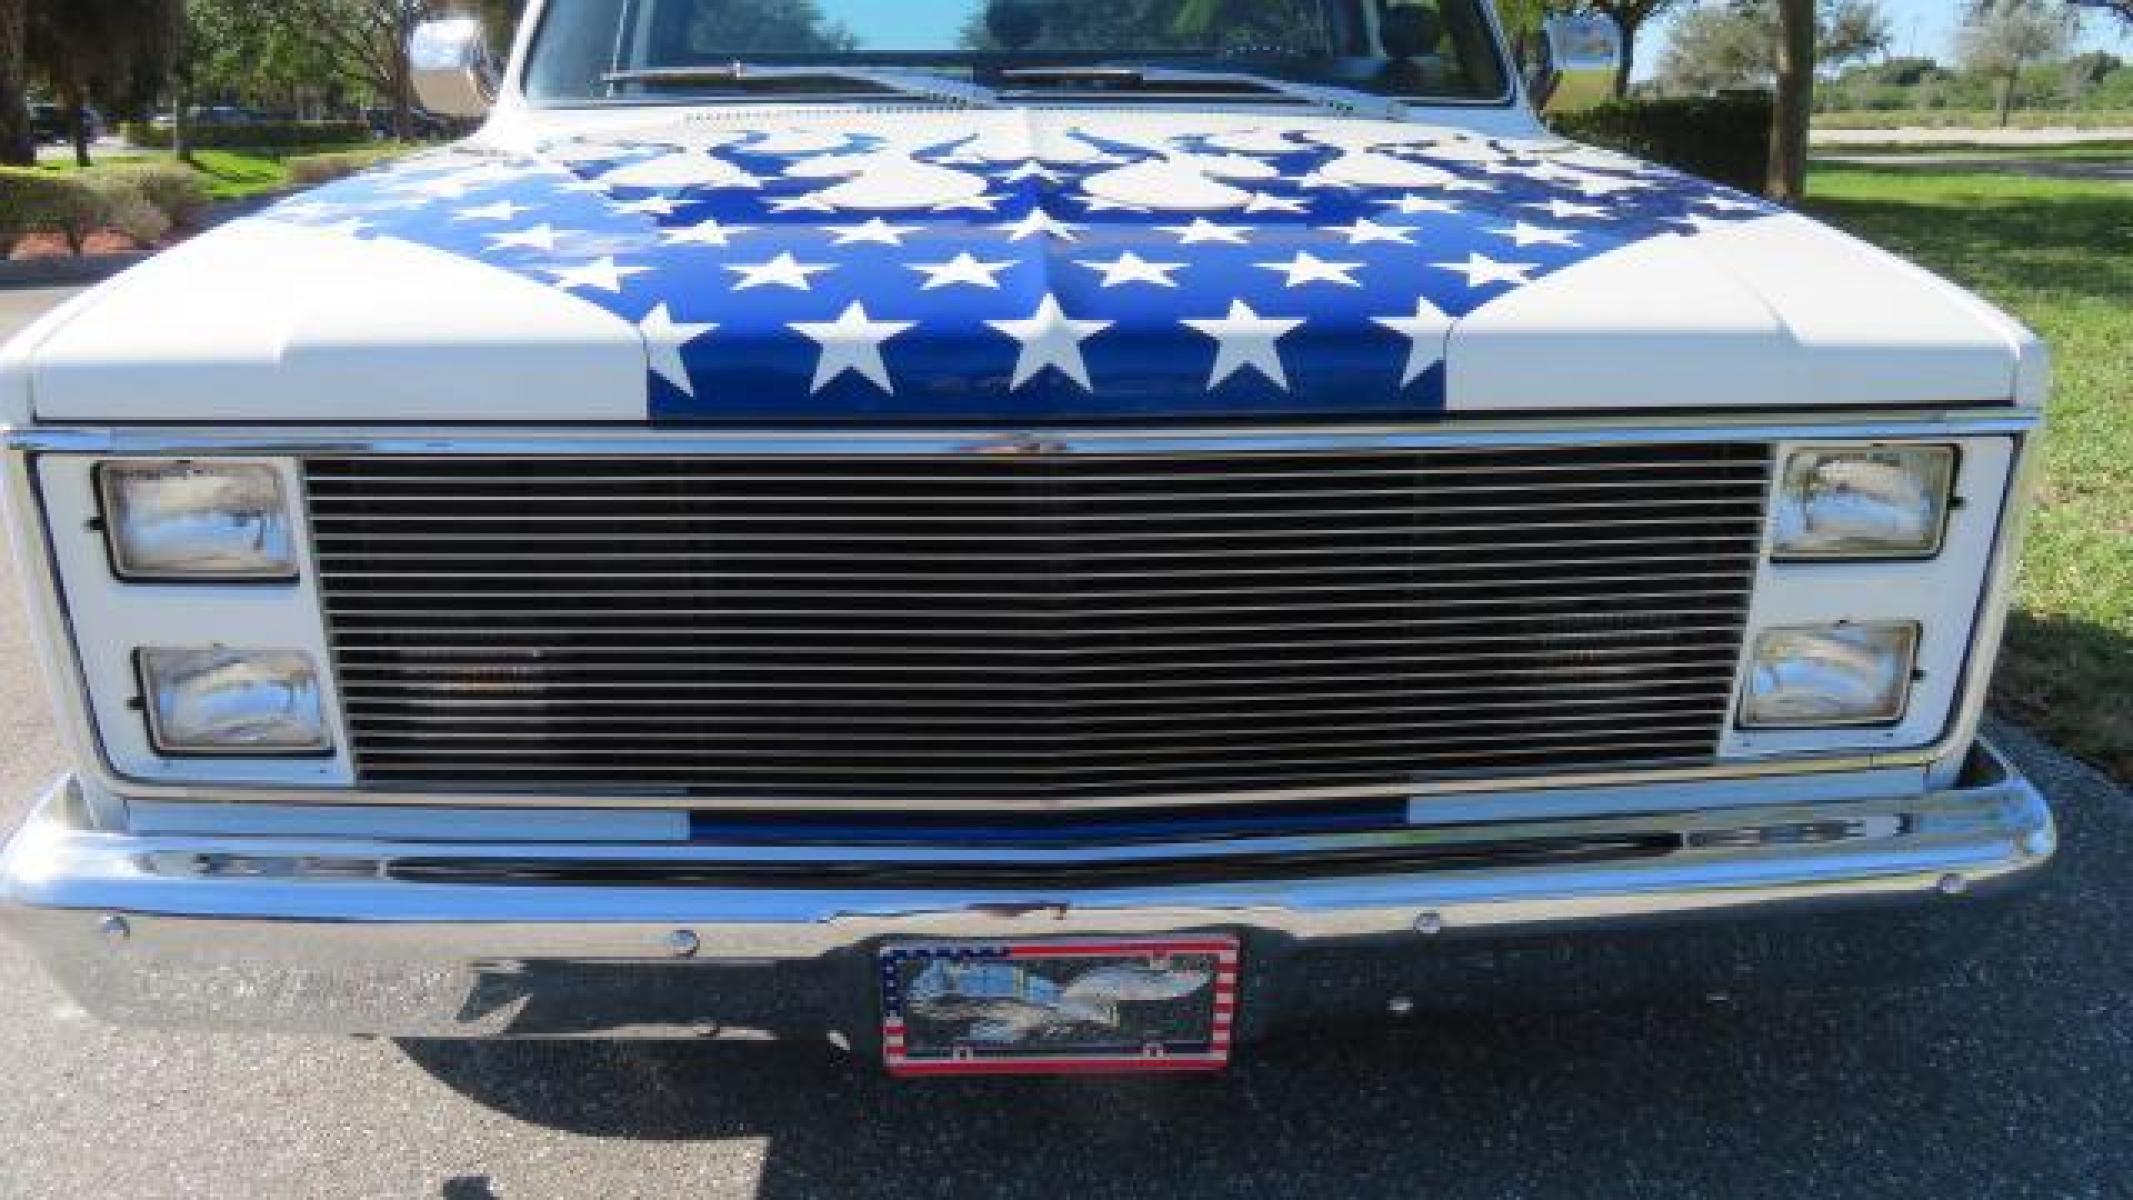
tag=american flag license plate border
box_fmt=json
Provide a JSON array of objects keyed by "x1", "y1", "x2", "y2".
[{"x1": 879, "y1": 936, "x2": 1241, "y2": 1077}]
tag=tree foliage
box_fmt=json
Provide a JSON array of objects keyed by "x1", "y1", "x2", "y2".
[
  {"x1": 27, "y1": 0, "x2": 184, "y2": 165},
  {"x1": 1656, "y1": 0, "x2": 1890, "y2": 94},
  {"x1": 1574, "y1": 0, "x2": 1688, "y2": 97},
  {"x1": 1958, "y1": 0, "x2": 2079, "y2": 124}
]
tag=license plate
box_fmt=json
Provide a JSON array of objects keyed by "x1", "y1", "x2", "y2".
[{"x1": 879, "y1": 937, "x2": 1240, "y2": 1076}]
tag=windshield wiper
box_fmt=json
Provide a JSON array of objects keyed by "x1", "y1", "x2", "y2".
[
  {"x1": 998, "y1": 66, "x2": 1405, "y2": 121},
  {"x1": 602, "y1": 64, "x2": 998, "y2": 109}
]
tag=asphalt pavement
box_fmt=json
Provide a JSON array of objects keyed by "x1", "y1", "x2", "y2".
[{"x1": 1, "y1": 287, "x2": 2129, "y2": 1198}]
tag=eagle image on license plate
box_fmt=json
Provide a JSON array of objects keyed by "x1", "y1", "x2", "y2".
[{"x1": 879, "y1": 937, "x2": 1239, "y2": 1076}]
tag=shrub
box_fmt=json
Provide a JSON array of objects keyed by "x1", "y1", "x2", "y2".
[
  {"x1": 97, "y1": 162, "x2": 212, "y2": 230},
  {"x1": 1548, "y1": 93, "x2": 1773, "y2": 195},
  {"x1": 85, "y1": 176, "x2": 172, "y2": 248},
  {"x1": 123, "y1": 120, "x2": 373, "y2": 150},
  {"x1": 285, "y1": 147, "x2": 404, "y2": 187},
  {"x1": 0, "y1": 169, "x2": 109, "y2": 256}
]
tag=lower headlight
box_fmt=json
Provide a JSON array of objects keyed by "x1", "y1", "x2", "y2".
[
  {"x1": 1741, "y1": 623, "x2": 1919, "y2": 728},
  {"x1": 138, "y1": 647, "x2": 331, "y2": 755}
]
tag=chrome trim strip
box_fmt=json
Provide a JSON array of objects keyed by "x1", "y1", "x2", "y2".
[
  {"x1": 0, "y1": 744, "x2": 2055, "y2": 1037},
  {"x1": 5, "y1": 412, "x2": 2039, "y2": 458},
  {"x1": 3, "y1": 413, "x2": 2040, "y2": 811}
]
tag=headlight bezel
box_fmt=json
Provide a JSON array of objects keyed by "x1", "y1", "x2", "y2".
[
  {"x1": 1772, "y1": 444, "x2": 1959, "y2": 562},
  {"x1": 1738, "y1": 622, "x2": 1922, "y2": 731},
  {"x1": 96, "y1": 459, "x2": 300, "y2": 584},
  {"x1": 136, "y1": 646, "x2": 334, "y2": 758}
]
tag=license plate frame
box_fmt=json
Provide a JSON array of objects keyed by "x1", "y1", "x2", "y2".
[{"x1": 879, "y1": 936, "x2": 1240, "y2": 1077}]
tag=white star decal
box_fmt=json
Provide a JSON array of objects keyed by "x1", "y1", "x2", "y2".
[
  {"x1": 1572, "y1": 175, "x2": 1653, "y2": 197},
  {"x1": 909, "y1": 252, "x2": 1014, "y2": 291},
  {"x1": 1440, "y1": 178, "x2": 1498, "y2": 194},
  {"x1": 662, "y1": 219, "x2": 756, "y2": 247},
  {"x1": 1079, "y1": 252, "x2": 1186, "y2": 289},
  {"x1": 1373, "y1": 298, "x2": 1454, "y2": 386},
  {"x1": 611, "y1": 195, "x2": 679, "y2": 217},
  {"x1": 726, "y1": 252, "x2": 833, "y2": 292},
  {"x1": 455, "y1": 200, "x2": 529, "y2": 222},
  {"x1": 934, "y1": 193, "x2": 1004, "y2": 212},
  {"x1": 1000, "y1": 160, "x2": 1061, "y2": 183},
  {"x1": 1257, "y1": 252, "x2": 1364, "y2": 288},
  {"x1": 393, "y1": 176, "x2": 471, "y2": 201},
  {"x1": 790, "y1": 302, "x2": 915, "y2": 394},
  {"x1": 272, "y1": 200, "x2": 336, "y2": 221},
  {"x1": 995, "y1": 209, "x2": 1083, "y2": 242},
  {"x1": 1524, "y1": 198, "x2": 1611, "y2": 221},
  {"x1": 768, "y1": 193, "x2": 837, "y2": 214},
  {"x1": 546, "y1": 257, "x2": 648, "y2": 294},
  {"x1": 1378, "y1": 194, "x2": 1460, "y2": 216},
  {"x1": 1433, "y1": 253, "x2": 1537, "y2": 289},
  {"x1": 1696, "y1": 194, "x2": 1766, "y2": 214},
  {"x1": 1244, "y1": 192, "x2": 1309, "y2": 214},
  {"x1": 1668, "y1": 212, "x2": 1736, "y2": 235},
  {"x1": 1490, "y1": 221, "x2": 1580, "y2": 248},
  {"x1": 1161, "y1": 218, "x2": 1251, "y2": 245},
  {"x1": 1324, "y1": 218, "x2": 1417, "y2": 246},
  {"x1": 487, "y1": 223, "x2": 566, "y2": 252},
  {"x1": 639, "y1": 304, "x2": 716, "y2": 397},
  {"x1": 987, "y1": 296, "x2": 1113, "y2": 392},
  {"x1": 826, "y1": 218, "x2": 921, "y2": 246},
  {"x1": 1183, "y1": 300, "x2": 1305, "y2": 391}
]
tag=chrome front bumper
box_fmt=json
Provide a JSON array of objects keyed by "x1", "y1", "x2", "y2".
[{"x1": 0, "y1": 743, "x2": 2055, "y2": 1042}]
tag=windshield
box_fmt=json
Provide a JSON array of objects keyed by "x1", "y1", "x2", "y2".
[{"x1": 524, "y1": 0, "x2": 1510, "y2": 106}]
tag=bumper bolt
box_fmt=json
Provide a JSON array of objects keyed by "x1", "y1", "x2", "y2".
[
  {"x1": 1414, "y1": 912, "x2": 1445, "y2": 936},
  {"x1": 1387, "y1": 995, "x2": 1415, "y2": 1017},
  {"x1": 99, "y1": 915, "x2": 130, "y2": 944},
  {"x1": 1937, "y1": 873, "x2": 1969, "y2": 897},
  {"x1": 664, "y1": 929, "x2": 701, "y2": 959}
]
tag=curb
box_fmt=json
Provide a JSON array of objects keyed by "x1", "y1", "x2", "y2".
[
  {"x1": 0, "y1": 194, "x2": 286, "y2": 292},
  {"x1": 0, "y1": 252, "x2": 156, "y2": 290}
]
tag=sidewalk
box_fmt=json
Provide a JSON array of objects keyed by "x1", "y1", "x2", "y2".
[{"x1": 1813, "y1": 126, "x2": 2133, "y2": 147}]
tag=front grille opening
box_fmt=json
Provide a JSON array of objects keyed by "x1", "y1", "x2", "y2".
[{"x1": 306, "y1": 442, "x2": 1772, "y2": 802}]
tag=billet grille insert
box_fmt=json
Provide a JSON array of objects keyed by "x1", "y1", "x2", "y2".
[{"x1": 305, "y1": 443, "x2": 1773, "y2": 802}]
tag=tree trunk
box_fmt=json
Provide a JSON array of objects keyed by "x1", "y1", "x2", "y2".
[
  {"x1": 1612, "y1": 14, "x2": 1636, "y2": 99},
  {"x1": 0, "y1": 0, "x2": 33, "y2": 167},
  {"x1": 1995, "y1": 62, "x2": 2021, "y2": 128},
  {"x1": 392, "y1": 46, "x2": 413, "y2": 140},
  {"x1": 64, "y1": 88, "x2": 91, "y2": 168},
  {"x1": 173, "y1": 82, "x2": 192, "y2": 164},
  {"x1": 1766, "y1": 0, "x2": 1816, "y2": 204}
]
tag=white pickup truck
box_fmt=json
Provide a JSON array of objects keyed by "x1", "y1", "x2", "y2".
[{"x1": 0, "y1": 0, "x2": 2051, "y2": 1077}]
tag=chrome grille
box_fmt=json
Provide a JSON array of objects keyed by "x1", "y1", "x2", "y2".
[{"x1": 305, "y1": 443, "x2": 1774, "y2": 802}]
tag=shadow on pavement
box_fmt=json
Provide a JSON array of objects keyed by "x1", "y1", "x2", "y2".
[{"x1": 398, "y1": 727, "x2": 2132, "y2": 1199}]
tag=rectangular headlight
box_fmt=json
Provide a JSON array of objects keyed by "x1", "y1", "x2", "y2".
[
  {"x1": 138, "y1": 647, "x2": 330, "y2": 755},
  {"x1": 1740, "y1": 623, "x2": 1919, "y2": 729},
  {"x1": 1773, "y1": 446, "x2": 1955, "y2": 560},
  {"x1": 99, "y1": 461, "x2": 297, "y2": 582}
]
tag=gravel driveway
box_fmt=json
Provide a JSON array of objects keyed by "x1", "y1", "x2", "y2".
[{"x1": 1, "y1": 288, "x2": 2127, "y2": 1199}]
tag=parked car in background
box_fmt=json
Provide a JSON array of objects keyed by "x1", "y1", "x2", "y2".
[
  {"x1": 28, "y1": 103, "x2": 104, "y2": 145},
  {"x1": 0, "y1": 0, "x2": 2054, "y2": 1080}
]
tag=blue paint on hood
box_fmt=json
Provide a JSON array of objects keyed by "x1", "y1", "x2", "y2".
[{"x1": 258, "y1": 115, "x2": 1775, "y2": 423}]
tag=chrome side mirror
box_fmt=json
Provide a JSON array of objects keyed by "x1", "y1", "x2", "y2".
[
  {"x1": 1531, "y1": 14, "x2": 1621, "y2": 114},
  {"x1": 411, "y1": 17, "x2": 501, "y2": 120}
]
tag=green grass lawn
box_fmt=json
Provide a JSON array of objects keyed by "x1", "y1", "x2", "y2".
[
  {"x1": 1807, "y1": 165, "x2": 2133, "y2": 779},
  {"x1": 38, "y1": 144, "x2": 403, "y2": 201}
]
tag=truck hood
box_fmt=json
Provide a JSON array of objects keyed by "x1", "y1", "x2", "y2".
[{"x1": 16, "y1": 109, "x2": 2042, "y2": 425}]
